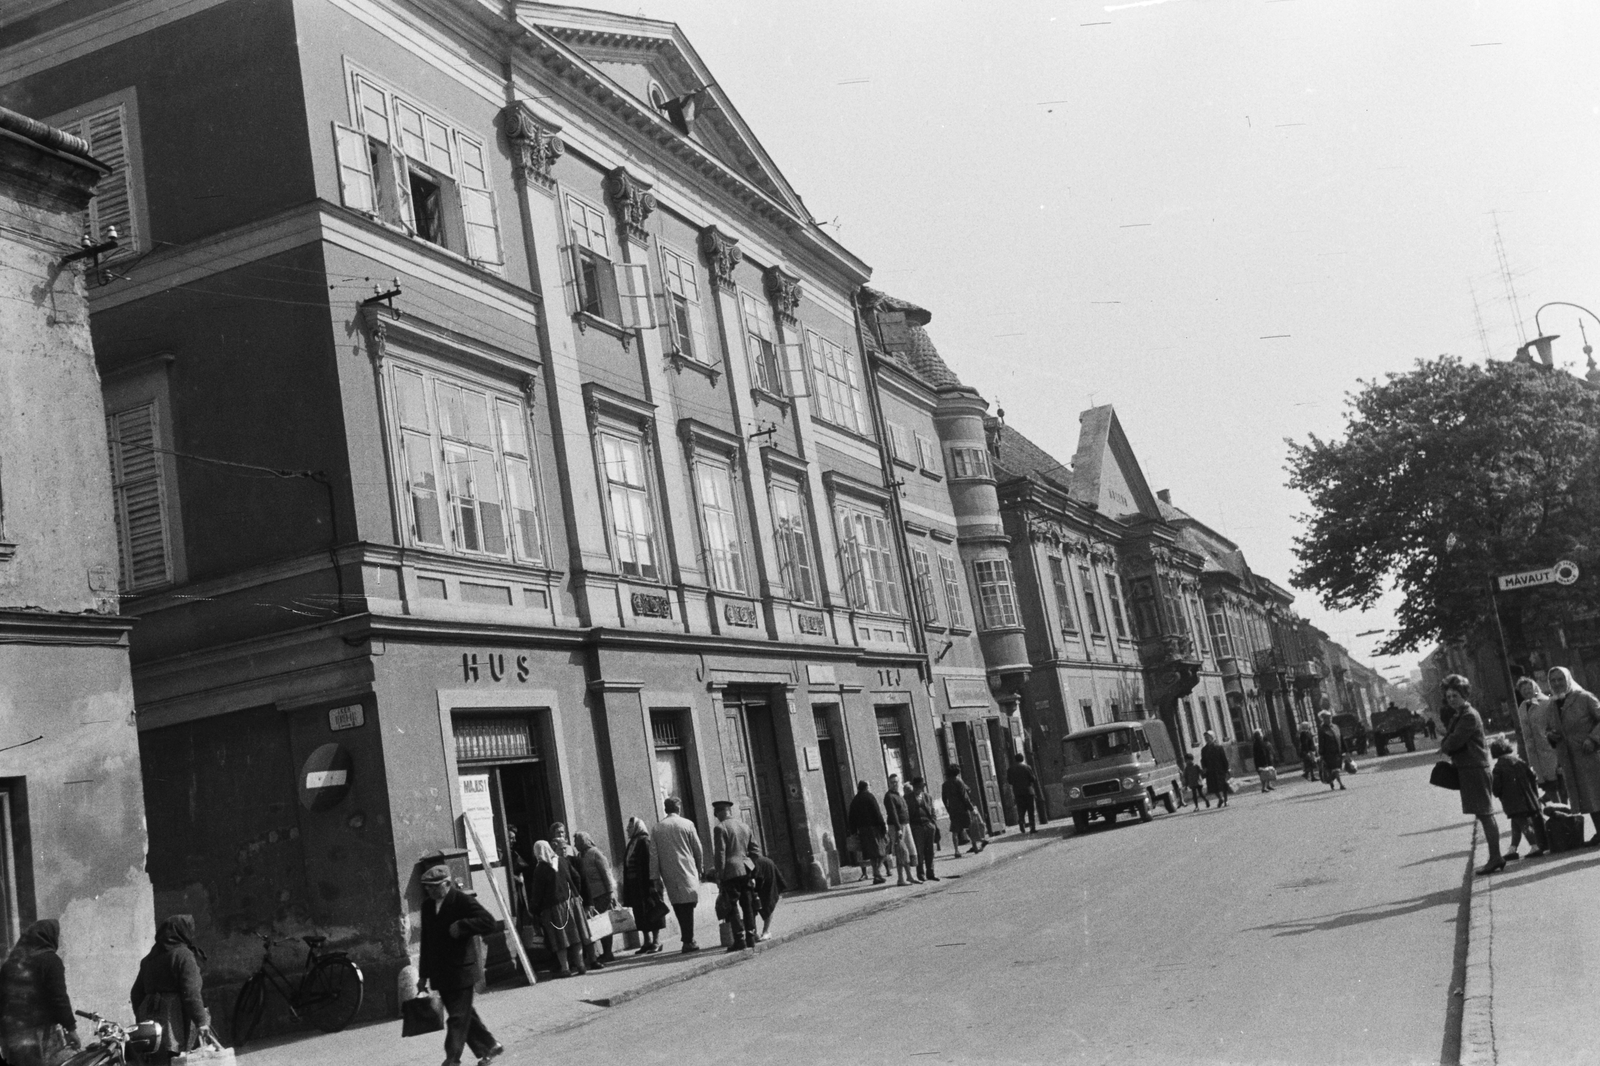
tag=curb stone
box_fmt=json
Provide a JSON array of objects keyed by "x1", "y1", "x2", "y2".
[{"x1": 1459, "y1": 820, "x2": 1496, "y2": 1066}]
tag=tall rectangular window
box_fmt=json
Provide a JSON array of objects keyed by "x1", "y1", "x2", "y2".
[
  {"x1": 660, "y1": 245, "x2": 710, "y2": 363},
  {"x1": 1106, "y1": 573, "x2": 1130, "y2": 639},
  {"x1": 598, "y1": 432, "x2": 658, "y2": 580},
  {"x1": 938, "y1": 552, "x2": 968, "y2": 628},
  {"x1": 910, "y1": 546, "x2": 940, "y2": 625},
  {"x1": 805, "y1": 329, "x2": 867, "y2": 433},
  {"x1": 887, "y1": 422, "x2": 914, "y2": 464},
  {"x1": 837, "y1": 504, "x2": 902, "y2": 615},
  {"x1": 974, "y1": 558, "x2": 1020, "y2": 629},
  {"x1": 695, "y1": 460, "x2": 746, "y2": 593},
  {"x1": 1208, "y1": 607, "x2": 1234, "y2": 659},
  {"x1": 52, "y1": 98, "x2": 139, "y2": 259},
  {"x1": 1079, "y1": 565, "x2": 1104, "y2": 635},
  {"x1": 769, "y1": 481, "x2": 817, "y2": 604},
  {"x1": 106, "y1": 401, "x2": 171, "y2": 591},
  {"x1": 1183, "y1": 700, "x2": 1198, "y2": 746},
  {"x1": 568, "y1": 194, "x2": 619, "y2": 320},
  {"x1": 1048, "y1": 556, "x2": 1077, "y2": 632},
  {"x1": 1081, "y1": 700, "x2": 1096, "y2": 729},
  {"x1": 916, "y1": 434, "x2": 941, "y2": 475},
  {"x1": 741, "y1": 291, "x2": 783, "y2": 395},
  {"x1": 389, "y1": 364, "x2": 541, "y2": 563}
]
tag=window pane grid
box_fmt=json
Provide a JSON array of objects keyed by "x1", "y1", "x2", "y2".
[
  {"x1": 697, "y1": 463, "x2": 746, "y2": 593},
  {"x1": 770, "y1": 483, "x2": 817, "y2": 604},
  {"x1": 975, "y1": 559, "x2": 1020, "y2": 629},
  {"x1": 456, "y1": 716, "x2": 539, "y2": 762},
  {"x1": 938, "y1": 552, "x2": 967, "y2": 628}
]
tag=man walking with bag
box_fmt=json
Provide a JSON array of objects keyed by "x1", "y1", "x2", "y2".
[
  {"x1": 710, "y1": 800, "x2": 758, "y2": 952},
  {"x1": 418, "y1": 865, "x2": 504, "y2": 1066}
]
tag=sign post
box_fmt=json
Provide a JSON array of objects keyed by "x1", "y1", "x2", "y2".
[{"x1": 1492, "y1": 560, "x2": 1581, "y2": 743}]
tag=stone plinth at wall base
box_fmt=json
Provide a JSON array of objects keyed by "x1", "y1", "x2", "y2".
[{"x1": 806, "y1": 859, "x2": 831, "y2": 891}]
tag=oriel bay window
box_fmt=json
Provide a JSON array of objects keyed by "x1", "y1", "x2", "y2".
[
  {"x1": 390, "y1": 363, "x2": 543, "y2": 563},
  {"x1": 769, "y1": 481, "x2": 817, "y2": 604},
  {"x1": 836, "y1": 504, "x2": 903, "y2": 616},
  {"x1": 973, "y1": 558, "x2": 1021, "y2": 629}
]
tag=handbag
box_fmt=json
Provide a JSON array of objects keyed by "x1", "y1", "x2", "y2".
[
  {"x1": 586, "y1": 909, "x2": 613, "y2": 940},
  {"x1": 401, "y1": 992, "x2": 446, "y2": 1038},
  {"x1": 609, "y1": 906, "x2": 638, "y2": 934},
  {"x1": 175, "y1": 1032, "x2": 238, "y2": 1063},
  {"x1": 1429, "y1": 760, "x2": 1460, "y2": 790}
]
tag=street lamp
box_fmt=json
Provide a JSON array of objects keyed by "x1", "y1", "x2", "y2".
[{"x1": 1518, "y1": 302, "x2": 1600, "y2": 380}]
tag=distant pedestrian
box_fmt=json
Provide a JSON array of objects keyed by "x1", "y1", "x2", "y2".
[
  {"x1": 1515, "y1": 677, "x2": 1565, "y2": 803},
  {"x1": 573, "y1": 832, "x2": 617, "y2": 963},
  {"x1": 130, "y1": 915, "x2": 213, "y2": 1064},
  {"x1": 1183, "y1": 754, "x2": 1207, "y2": 809},
  {"x1": 1297, "y1": 723, "x2": 1319, "y2": 781},
  {"x1": 0, "y1": 919, "x2": 79, "y2": 1066},
  {"x1": 1251, "y1": 729, "x2": 1277, "y2": 792},
  {"x1": 1543, "y1": 666, "x2": 1600, "y2": 846},
  {"x1": 1318, "y1": 711, "x2": 1347, "y2": 791},
  {"x1": 1439, "y1": 674, "x2": 1505, "y2": 876},
  {"x1": 847, "y1": 781, "x2": 888, "y2": 883},
  {"x1": 1200, "y1": 731, "x2": 1232, "y2": 807},
  {"x1": 883, "y1": 775, "x2": 917, "y2": 885},
  {"x1": 1490, "y1": 739, "x2": 1547, "y2": 859},
  {"x1": 748, "y1": 841, "x2": 787, "y2": 941},
  {"x1": 900, "y1": 778, "x2": 924, "y2": 878},
  {"x1": 526, "y1": 840, "x2": 594, "y2": 976},
  {"x1": 648, "y1": 797, "x2": 704, "y2": 954},
  {"x1": 710, "y1": 800, "x2": 758, "y2": 952},
  {"x1": 908, "y1": 777, "x2": 940, "y2": 882},
  {"x1": 417, "y1": 865, "x2": 504, "y2": 1066},
  {"x1": 620, "y1": 816, "x2": 666, "y2": 955},
  {"x1": 942, "y1": 766, "x2": 986, "y2": 854},
  {"x1": 1007, "y1": 753, "x2": 1040, "y2": 833}
]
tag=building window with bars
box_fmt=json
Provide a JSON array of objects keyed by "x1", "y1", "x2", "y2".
[
  {"x1": 769, "y1": 480, "x2": 817, "y2": 604},
  {"x1": 974, "y1": 558, "x2": 1021, "y2": 630},
  {"x1": 651, "y1": 710, "x2": 696, "y2": 822},
  {"x1": 455, "y1": 714, "x2": 540, "y2": 763}
]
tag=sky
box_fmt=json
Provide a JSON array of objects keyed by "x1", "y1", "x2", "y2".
[{"x1": 584, "y1": 0, "x2": 1600, "y2": 682}]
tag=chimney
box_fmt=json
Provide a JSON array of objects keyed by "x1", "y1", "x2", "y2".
[{"x1": 1157, "y1": 489, "x2": 1172, "y2": 504}]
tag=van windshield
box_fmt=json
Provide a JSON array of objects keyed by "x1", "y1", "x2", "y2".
[{"x1": 1064, "y1": 728, "x2": 1140, "y2": 766}]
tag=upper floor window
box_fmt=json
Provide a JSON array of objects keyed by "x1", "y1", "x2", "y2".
[
  {"x1": 390, "y1": 364, "x2": 542, "y2": 563},
  {"x1": 1079, "y1": 565, "x2": 1104, "y2": 635},
  {"x1": 769, "y1": 480, "x2": 817, "y2": 604},
  {"x1": 1048, "y1": 556, "x2": 1077, "y2": 633},
  {"x1": 836, "y1": 504, "x2": 902, "y2": 615},
  {"x1": 597, "y1": 430, "x2": 660, "y2": 581},
  {"x1": 106, "y1": 401, "x2": 172, "y2": 591},
  {"x1": 806, "y1": 329, "x2": 867, "y2": 434},
  {"x1": 564, "y1": 195, "x2": 650, "y2": 330},
  {"x1": 949, "y1": 447, "x2": 991, "y2": 480},
  {"x1": 938, "y1": 551, "x2": 968, "y2": 629},
  {"x1": 740, "y1": 291, "x2": 785, "y2": 395},
  {"x1": 336, "y1": 72, "x2": 502, "y2": 266},
  {"x1": 910, "y1": 545, "x2": 940, "y2": 626},
  {"x1": 1208, "y1": 607, "x2": 1234, "y2": 659},
  {"x1": 1128, "y1": 575, "x2": 1159, "y2": 640},
  {"x1": 915, "y1": 434, "x2": 941, "y2": 476},
  {"x1": 1106, "y1": 573, "x2": 1130, "y2": 639},
  {"x1": 974, "y1": 558, "x2": 1021, "y2": 629},
  {"x1": 660, "y1": 245, "x2": 711, "y2": 364},
  {"x1": 49, "y1": 91, "x2": 143, "y2": 262},
  {"x1": 693, "y1": 458, "x2": 747, "y2": 594},
  {"x1": 886, "y1": 422, "x2": 914, "y2": 466}
]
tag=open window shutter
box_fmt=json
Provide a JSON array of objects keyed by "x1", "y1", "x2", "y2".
[
  {"x1": 614, "y1": 261, "x2": 655, "y2": 329},
  {"x1": 333, "y1": 124, "x2": 376, "y2": 214},
  {"x1": 779, "y1": 343, "x2": 809, "y2": 397},
  {"x1": 107, "y1": 403, "x2": 170, "y2": 591},
  {"x1": 390, "y1": 150, "x2": 416, "y2": 233},
  {"x1": 654, "y1": 245, "x2": 682, "y2": 349},
  {"x1": 456, "y1": 134, "x2": 503, "y2": 265},
  {"x1": 84, "y1": 106, "x2": 135, "y2": 255},
  {"x1": 686, "y1": 298, "x2": 710, "y2": 364}
]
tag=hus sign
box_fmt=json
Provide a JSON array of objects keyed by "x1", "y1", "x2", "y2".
[{"x1": 1497, "y1": 559, "x2": 1581, "y2": 592}]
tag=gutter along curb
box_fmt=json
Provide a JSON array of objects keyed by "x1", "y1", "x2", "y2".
[{"x1": 1457, "y1": 820, "x2": 1496, "y2": 1066}]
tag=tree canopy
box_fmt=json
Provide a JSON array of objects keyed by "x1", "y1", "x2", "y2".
[{"x1": 1287, "y1": 356, "x2": 1600, "y2": 655}]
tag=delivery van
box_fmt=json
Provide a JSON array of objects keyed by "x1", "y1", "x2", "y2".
[{"x1": 1060, "y1": 719, "x2": 1185, "y2": 831}]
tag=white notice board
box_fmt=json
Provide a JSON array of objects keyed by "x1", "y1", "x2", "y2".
[{"x1": 459, "y1": 773, "x2": 500, "y2": 865}]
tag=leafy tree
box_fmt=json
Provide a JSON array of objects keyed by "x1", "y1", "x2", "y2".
[{"x1": 1287, "y1": 356, "x2": 1600, "y2": 655}]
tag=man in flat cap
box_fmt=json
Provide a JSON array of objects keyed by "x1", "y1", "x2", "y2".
[
  {"x1": 711, "y1": 799, "x2": 758, "y2": 952},
  {"x1": 418, "y1": 864, "x2": 504, "y2": 1066}
]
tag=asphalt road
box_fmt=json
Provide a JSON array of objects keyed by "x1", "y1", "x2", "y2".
[{"x1": 530, "y1": 749, "x2": 1472, "y2": 1066}]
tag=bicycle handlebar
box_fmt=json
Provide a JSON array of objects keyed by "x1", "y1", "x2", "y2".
[{"x1": 75, "y1": 1010, "x2": 100, "y2": 1022}]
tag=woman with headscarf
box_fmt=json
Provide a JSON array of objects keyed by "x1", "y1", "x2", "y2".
[
  {"x1": 1515, "y1": 676, "x2": 1565, "y2": 803},
  {"x1": 573, "y1": 831, "x2": 617, "y2": 964},
  {"x1": 0, "y1": 919, "x2": 78, "y2": 1066},
  {"x1": 1543, "y1": 666, "x2": 1600, "y2": 845},
  {"x1": 1439, "y1": 674, "x2": 1505, "y2": 875},
  {"x1": 620, "y1": 816, "x2": 666, "y2": 955},
  {"x1": 526, "y1": 840, "x2": 595, "y2": 977},
  {"x1": 130, "y1": 915, "x2": 213, "y2": 1063}
]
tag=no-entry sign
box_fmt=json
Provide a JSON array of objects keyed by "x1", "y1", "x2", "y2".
[
  {"x1": 1497, "y1": 559, "x2": 1581, "y2": 591},
  {"x1": 300, "y1": 742, "x2": 353, "y2": 811}
]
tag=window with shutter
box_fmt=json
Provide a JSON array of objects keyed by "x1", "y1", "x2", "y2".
[
  {"x1": 105, "y1": 402, "x2": 170, "y2": 591},
  {"x1": 938, "y1": 552, "x2": 967, "y2": 628},
  {"x1": 50, "y1": 100, "x2": 139, "y2": 260},
  {"x1": 660, "y1": 245, "x2": 711, "y2": 364},
  {"x1": 456, "y1": 134, "x2": 502, "y2": 265},
  {"x1": 740, "y1": 292, "x2": 781, "y2": 395},
  {"x1": 910, "y1": 546, "x2": 939, "y2": 625},
  {"x1": 769, "y1": 481, "x2": 817, "y2": 604}
]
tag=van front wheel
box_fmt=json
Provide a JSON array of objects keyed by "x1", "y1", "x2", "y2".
[
  {"x1": 1137, "y1": 800, "x2": 1153, "y2": 823},
  {"x1": 1161, "y1": 789, "x2": 1177, "y2": 814}
]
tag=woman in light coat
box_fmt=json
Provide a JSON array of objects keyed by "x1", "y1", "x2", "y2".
[
  {"x1": 573, "y1": 832, "x2": 617, "y2": 963},
  {"x1": 1515, "y1": 676, "x2": 1564, "y2": 802},
  {"x1": 1543, "y1": 666, "x2": 1600, "y2": 844}
]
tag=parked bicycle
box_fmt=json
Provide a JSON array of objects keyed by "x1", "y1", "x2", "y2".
[
  {"x1": 62, "y1": 1010, "x2": 163, "y2": 1066},
  {"x1": 231, "y1": 932, "x2": 364, "y2": 1047}
]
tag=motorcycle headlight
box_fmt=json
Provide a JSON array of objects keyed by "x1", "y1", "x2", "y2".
[{"x1": 1068, "y1": 787, "x2": 1082, "y2": 799}]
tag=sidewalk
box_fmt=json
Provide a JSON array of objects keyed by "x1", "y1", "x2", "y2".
[
  {"x1": 1461, "y1": 817, "x2": 1600, "y2": 1066},
  {"x1": 236, "y1": 826, "x2": 1058, "y2": 1065}
]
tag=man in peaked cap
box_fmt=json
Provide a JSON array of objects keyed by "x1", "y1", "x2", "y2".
[
  {"x1": 710, "y1": 800, "x2": 758, "y2": 952},
  {"x1": 419, "y1": 864, "x2": 504, "y2": 1066}
]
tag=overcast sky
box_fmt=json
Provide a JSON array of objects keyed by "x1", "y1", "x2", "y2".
[{"x1": 586, "y1": 0, "x2": 1600, "y2": 681}]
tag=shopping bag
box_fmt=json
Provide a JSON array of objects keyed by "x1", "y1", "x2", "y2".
[
  {"x1": 400, "y1": 992, "x2": 446, "y2": 1038},
  {"x1": 1264, "y1": 766, "x2": 1278, "y2": 783},
  {"x1": 175, "y1": 1033, "x2": 237, "y2": 1064},
  {"x1": 608, "y1": 906, "x2": 638, "y2": 934},
  {"x1": 1545, "y1": 805, "x2": 1584, "y2": 852},
  {"x1": 586, "y1": 909, "x2": 613, "y2": 940},
  {"x1": 1429, "y1": 761, "x2": 1460, "y2": 790}
]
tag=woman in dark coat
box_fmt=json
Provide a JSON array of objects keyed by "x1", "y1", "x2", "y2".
[
  {"x1": 130, "y1": 914, "x2": 213, "y2": 1063},
  {"x1": 0, "y1": 919, "x2": 78, "y2": 1066},
  {"x1": 1297, "y1": 724, "x2": 1319, "y2": 780},
  {"x1": 1439, "y1": 674, "x2": 1505, "y2": 875},
  {"x1": 1251, "y1": 729, "x2": 1277, "y2": 792},
  {"x1": 847, "y1": 781, "x2": 888, "y2": 884},
  {"x1": 1317, "y1": 712, "x2": 1347, "y2": 791},
  {"x1": 941, "y1": 766, "x2": 983, "y2": 856},
  {"x1": 1200, "y1": 731, "x2": 1232, "y2": 807},
  {"x1": 527, "y1": 840, "x2": 593, "y2": 977},
  {"x1": 620, "y1": 816, "x2": 665, "y2": 954},
  {"x1": 748, "y1": 841, "x2": 787, "y2": 942}
]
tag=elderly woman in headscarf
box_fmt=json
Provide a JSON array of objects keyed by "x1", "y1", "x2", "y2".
[
  {"x1": 573, "y1": 831, "x2": 617, "y2": 964},
  {"x1": 526, "y1": 839, "x2": 595, "y2": 977},
  {"x1": 1543, "y1": 666, "x2": 1600, "y2": 845},
  {"x1": 1439, "y1": 674, "x2": 1505, "y2": 875},
  {"x1": 620, "y1": 815, "x2": 666, "y2": 955},
  {"x1": 1515, "y1": 675, "x2": 1565, "y2": 803},
  {"x1": 0, "y1": 919, "x2": 78, "y2": 1065},
  {"x1": 130, "y1": 915, "x2": 213, "y2": 1063}
]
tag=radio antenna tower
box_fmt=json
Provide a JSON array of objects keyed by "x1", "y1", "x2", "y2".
[
  {"x1": 1469, "y1": 279, "x2": 1492, "y2": 361},
  {"x1": 1491, "y1": 211, "x2": 1527, "y2": 345}
]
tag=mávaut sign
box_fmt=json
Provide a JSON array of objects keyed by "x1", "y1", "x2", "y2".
[{"x1": 1497, "y1": 559, "x2": 1581, "y2": 591}]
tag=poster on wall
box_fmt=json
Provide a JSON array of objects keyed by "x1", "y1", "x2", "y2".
[{"x1": 459, "y1": 773, "x2": 500, "y2": 865}]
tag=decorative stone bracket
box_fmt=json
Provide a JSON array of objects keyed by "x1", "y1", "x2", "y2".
[
  {"x1": 502, "y1": 103, "x2": 564, "y2": 188},
  {"x1": 606, "y1": 166, "x2": 657, "y2": 246},
  {"x1": 699, "y1": 226, "x2": 742, "y2": 293},
  {"x1": 763, "y1": 265, "x2": 801, "y2": 324}
]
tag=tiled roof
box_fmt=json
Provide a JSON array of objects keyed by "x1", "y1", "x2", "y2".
[
  {"x1": 989, "y1": 420, "x2": 1074, "y2": 494},
  {"x1": 905, "y1": 326, "x2": 961, "y2": 388}
]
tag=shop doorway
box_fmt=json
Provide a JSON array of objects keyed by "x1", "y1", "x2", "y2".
[
  {"x1": 813, "y1": 708, "x2": 851, "y2": 860},
  {"x1": 650, "y1": 710, "x2": 698, "y2": 826},
  {"x1": 453, "y1": 712, "x2": 560, "y2": 926},
  {"x1": 875, "y1": 706, "x2": 917, "y2": 783},
  {"x1": 722, "y1": 690, "x2": 800, "y2": 887}
]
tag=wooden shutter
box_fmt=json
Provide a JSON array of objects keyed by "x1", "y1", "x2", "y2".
[
  {"x1": 614, "y1": 261, "x2": 655, "y2": 329},
  {"x1": 389, "y1": 150, "x2": 416, "y2": 233},
  {"x1": 106, "y1": 403, "x2": 170, "y2": 591},
  {"x1": 333, "y1": 124, "x2": 376, "y2": 214},
  {"x1": 456, "y1": 134, "x2": 502, "y2": 265},
  {"x1": 83, "y1": 106, "x2": 135, "y2": 256}
]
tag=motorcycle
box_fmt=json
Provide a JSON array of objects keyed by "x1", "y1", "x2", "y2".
[{"x1": 61, "y1": 1010, "x2": 162, "y2": 1066}]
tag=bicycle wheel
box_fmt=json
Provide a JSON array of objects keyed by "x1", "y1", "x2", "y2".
[
  {"x1": 231, "y1": 972, "x2": 268, "y2": 1048},
  {"x1": 300, "y1": 955, "x2": 364, "y2": 1033}
]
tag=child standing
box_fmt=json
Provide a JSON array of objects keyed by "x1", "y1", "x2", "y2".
[
  {"x1": 1490, "y1": 738, "x2": 1547, "y2": 859},
  {"x1": 1183, "y1": 754, "x2": 1208, "y2": 810}
]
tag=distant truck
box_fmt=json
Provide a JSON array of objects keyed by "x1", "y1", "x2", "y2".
[{"x1": 1370, "y1": 705, "x2": 1422, "y2": 755}]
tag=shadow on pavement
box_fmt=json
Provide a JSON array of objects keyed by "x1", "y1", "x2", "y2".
[
  {"x1": 1398, "y1": 822, "x2": 1464, "y2": 837},
  {"x1": 1483, "y1": 850, "x2": 1600, "y2": 891},
  {"x1": 1399, "y1": 849, "x2": 1471, "y2": 869},
  {"x1": 1246, "y1": 886, "x2": 1460, "y2": 937}
]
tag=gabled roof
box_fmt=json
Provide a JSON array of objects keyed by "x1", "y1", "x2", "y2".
[
  {"x1": 860, "y1": 288, "x2": 964, "y2": 390},
  {"x1": 1067, "y1": 406, "x2": 1163, "y2": 521},
  {"x1": 988, "y1": 421, "x2": 1074, "y2": 495}
]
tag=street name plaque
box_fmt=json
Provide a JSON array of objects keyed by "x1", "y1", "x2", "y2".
[{"x1": 1497, "y1": 559, "x2": 1580, "y2": 591}]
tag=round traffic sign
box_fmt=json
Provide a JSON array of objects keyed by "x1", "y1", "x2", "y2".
[
  {"x1": 299, "y1": 742, "x2": 353, "y2": 812},
  {"x1": 1555, "y1": 559, "x2": 1581, "y2": 586}
]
